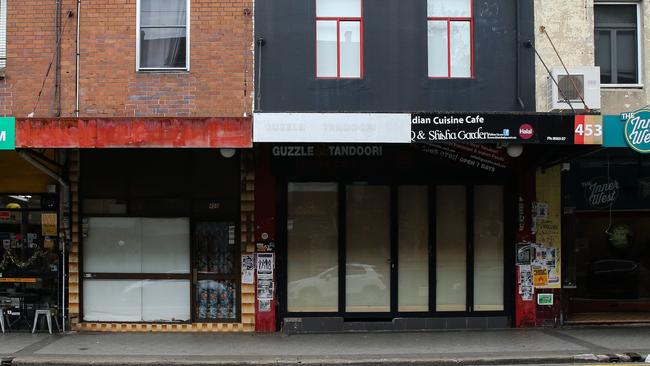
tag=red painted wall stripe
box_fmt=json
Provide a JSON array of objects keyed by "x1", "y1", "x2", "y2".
[{"x1": 15, "y1": 117, "x2": 253, "y2": 148}]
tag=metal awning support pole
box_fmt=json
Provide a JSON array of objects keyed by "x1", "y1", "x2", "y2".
[{"x1": 18, "y1": 150, "x2": 69, "y2": 333}]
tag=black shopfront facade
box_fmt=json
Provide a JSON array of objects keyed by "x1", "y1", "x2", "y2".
[{"x1": 256, "y1": 142, "x2": 518, "y2": 331}]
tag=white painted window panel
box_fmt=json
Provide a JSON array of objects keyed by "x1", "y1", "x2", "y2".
[
  {"x1": 339, "y1": 21, "x2": 361, "y2": 77},
  {"x1": 316, "y1": 0, "x2": 361, "y2": 17},
  {"x1": 427, "y1": 21, "x2": 448, "y2": 77},
  {"x1": 317, "y1": 20, "x2": 338, "y2": 77},
  {"x1": 83, "y1": 280, "x2": 143, "y2": 322},
  {"x1": 427, "y1": 0, "x2": 471, "y2": 17},
  {"x1": 141, "y1": 218, "x2": 190, "y2": 274},
  {"x1": 450, "y1": 21, "x2": 471, "y2": 77},
  {"x1": 142, "y1": 280, "x2": 191, "y2": 321},
  {"x1": 84, "y1": 218, "x2": 143, "y2": 273}
]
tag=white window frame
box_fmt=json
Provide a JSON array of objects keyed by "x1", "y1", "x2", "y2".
[
  {"x1": 595, "y1": 1, "x2": 643, "y2": 88},
  {"x1": 0, "y1": 0, "x2": 7, "y2": 70},
  {"x1": 135, "y1": 0, "x2": 191, "y2": 72}
]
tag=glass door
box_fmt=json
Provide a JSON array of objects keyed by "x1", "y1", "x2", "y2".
[
  {"x1": 345, "y1": 185, "x2": 391, "y2": 312},
  {"x1": 193, "y1": 221, "x2": 239, "y2": 322}
]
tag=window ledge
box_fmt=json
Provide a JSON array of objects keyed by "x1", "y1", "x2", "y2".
[
  {"x1": 0, "y1": 67, "x2": 5, "y2": 79},
  {"x1": 601, "y1": 84, "x2": 644, "y2": 90},
  {"x1": 136, "y1": 69, "x2": 190, "y2": 74}
]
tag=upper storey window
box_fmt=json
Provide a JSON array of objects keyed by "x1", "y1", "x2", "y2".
[
  {"x1": 427, "y1": 0, "x2": 473, "y2": 78},
  {"x1": 0, "y1": 0, "x2": 6, "y2": 70},
  {"x1": 137, "y1": 0, "x2": 190, "y2": 71},
  {"x1": 316, "y1": 0, "x2": 363, "y2": 78},
  {"x1": 595, "y1": 3, "x2": 641, "y2": 85}
]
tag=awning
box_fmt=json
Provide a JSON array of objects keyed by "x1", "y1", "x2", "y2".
[{"x1": 16, "y1": 117, "x2": 252, "y2": 148}]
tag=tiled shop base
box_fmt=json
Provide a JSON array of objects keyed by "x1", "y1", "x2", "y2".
[
  {"x1": 566, "y1": 312, "x2": 650, "y2": 324},
  {"x1": 75, "y1": 322, "x2": 254, "y2": 332}
]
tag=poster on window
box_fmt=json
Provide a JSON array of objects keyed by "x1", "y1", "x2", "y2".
[
  {"x1": 241, "y1": 254, "x2": 254, "y2": 285},
  {"x1": 41, "y1": 213, "x2": 57, "y2": 236}
]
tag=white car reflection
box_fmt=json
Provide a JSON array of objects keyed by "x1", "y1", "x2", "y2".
[{"x1": 288, "y1": 264, "x2": 387, "y2": 306}]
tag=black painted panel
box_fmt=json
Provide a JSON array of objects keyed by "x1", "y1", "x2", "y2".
[{"x1": 255, "y1": 0, "x2": 535, "y2": 112}]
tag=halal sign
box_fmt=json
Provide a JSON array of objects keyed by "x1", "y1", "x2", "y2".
[{"x1": 624, "y1": 110, "x2": 650, "y2": 153}]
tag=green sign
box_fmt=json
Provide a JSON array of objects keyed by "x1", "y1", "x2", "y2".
[
  {"x1": 0, "y1": 117, "x2": 15, "y2": 150},
  {"x1": 537, "y1": 293, "x2": 553, "y2": 306},
  {"x1": 624, "y1": 110, "x2": 650, "y2": 153}
]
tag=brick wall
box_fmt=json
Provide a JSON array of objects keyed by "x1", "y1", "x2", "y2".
[
  {"x1": 0, "y1": 0, "x2": 60, "y2": 117},
  {"x1": 1, "y1": 0, "x2": 253, "y2": 118}
]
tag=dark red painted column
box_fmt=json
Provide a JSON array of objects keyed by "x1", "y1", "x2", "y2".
[
  {"x1": 515, "y1": 167, "x2": 537, "y2": 327},
  {"x1": 254, "y1": 146, "x2": 277, "y2": 332}
]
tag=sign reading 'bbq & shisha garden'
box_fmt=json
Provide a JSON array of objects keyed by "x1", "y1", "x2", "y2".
[{"x1": 624, "y1": 109, "x2": 650, "y2": 153}]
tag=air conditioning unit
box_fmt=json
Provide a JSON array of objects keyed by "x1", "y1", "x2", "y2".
[{"x1": 547, "y1": 66, "x2": 600, "y2": 111}]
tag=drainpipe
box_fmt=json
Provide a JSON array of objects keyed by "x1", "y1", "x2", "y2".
[
  {"x1": 74, "y1": 0, "x2": 80, "y2": 117},
  {"x1": 17, "y1": 151, "x2": 69, "y2": 333}
]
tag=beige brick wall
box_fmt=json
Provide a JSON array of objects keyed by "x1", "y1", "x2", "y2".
[{"x1": 534, "y1": 0, "x2": 650, "y2": 114}]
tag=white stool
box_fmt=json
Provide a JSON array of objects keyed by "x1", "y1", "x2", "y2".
[
  {"x1": 0, "y1": 308, "x2": 6, "y2": 333},
  {"x1": 32, "y1": 309, "x2": 59, "y2": 334}
]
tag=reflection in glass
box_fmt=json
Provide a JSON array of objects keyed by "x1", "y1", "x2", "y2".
[
  {"x1": 474, "y1": 186, "x2": 504, "y2": 311},
  {"x1": 287, "y1": 183, "x2": 338, "y2": 312},
  {"x1": 339, "y1": 21, "x2": 361, "y2": 78},
  {"x1": 436, "y1": 186, "x2": 466, "y2": 311},
  {"x1": 139, "y1": 0, "x2": 186, "y2": 68},
  {"x1": 427, "y1": 21, "x2": 448, "y2": 77},
  {"x1": 450, "y1": 21, "x2": 471, "y2": 77},
  {"x1": 595, "y1": 30, "x2": 612, "y2": 84},
  {"x1": 398, "y1": 186, "x2": 429, "y2": 312},
  {"x1": 346, "y1": 185, "x2": 390, "y2": 312},
  {"x1": 427, "y1": 0, "x2": 471, "y2": 17},
  {"x1": 317, "y1": 21, "x2": 338, "y2": 77},
  {"x1": 316, "y1": 0, "x2": 361, "y2": 18},
  {"x1": 195, "y1": 222, "x2": 235, "y2": 274}
]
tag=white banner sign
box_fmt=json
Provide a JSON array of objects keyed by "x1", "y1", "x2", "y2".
[{"x1": 254, "y1": 113, "x2": 411, "y2": 143}]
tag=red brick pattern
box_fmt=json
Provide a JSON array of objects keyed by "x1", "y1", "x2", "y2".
[{"x1": 0, "y1": 0, "x2": 252, "y2": 118}]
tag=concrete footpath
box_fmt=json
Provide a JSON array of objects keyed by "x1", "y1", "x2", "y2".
[{"x1": 1, "y1": 327, "x2": 650, "y2": 366}]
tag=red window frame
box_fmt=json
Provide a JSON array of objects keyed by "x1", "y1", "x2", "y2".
[
  {"x1": 315, "y1": 0, "x2": 364, "y2": 79},
  {"x1": 427, "y1": 0, "x2": 474, "y2": 79}
]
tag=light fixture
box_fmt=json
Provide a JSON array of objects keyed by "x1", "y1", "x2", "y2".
[
  {"x1": 219, "y1": 148, "x2": 236, "y2": 158},
  {"x1": 506, "y1": 144, "x2": 524, "y2": 158}
]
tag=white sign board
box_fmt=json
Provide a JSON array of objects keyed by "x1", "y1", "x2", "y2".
[{"x1": 254, "y1": 113, "x2": 411, "y2": 143}]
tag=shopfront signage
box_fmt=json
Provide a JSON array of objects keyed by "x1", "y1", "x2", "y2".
[
  {"x1": 411, "y1": 113, "x2": 575, "y2": 145},
  {"x1": 623, "y1": 110, "x2": 650, "y2": 153},
  {"x1": 271, "y1": 144, "x2": 383, "y2": 157},
  {"x1": 0, "y1": 117, "x2": 16, "y2": 150},
  {"x1": 574, "y1": 115, "x2": 603, "y2": 145},
  {"x1": 581, "y1": 177, "x2": 619, "y2": 209},
  {"x1": 537, "y1": 293, "x2": 553, "y2": 306},
  {"x1": 255, "y1": 113, "x2": 411, "y2": 143}
]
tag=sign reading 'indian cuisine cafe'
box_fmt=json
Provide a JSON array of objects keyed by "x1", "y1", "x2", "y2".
[{"x1": 623, "y1": 109, "x2": 650, "y2": 153}]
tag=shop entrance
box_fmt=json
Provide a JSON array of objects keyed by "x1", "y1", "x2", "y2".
[
  {"x1": 282, "y1": 182, "x2": 509, "y2": 322},
  {"x1": 564, "y1": 150, "x2": 650, "y2": 324}
]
